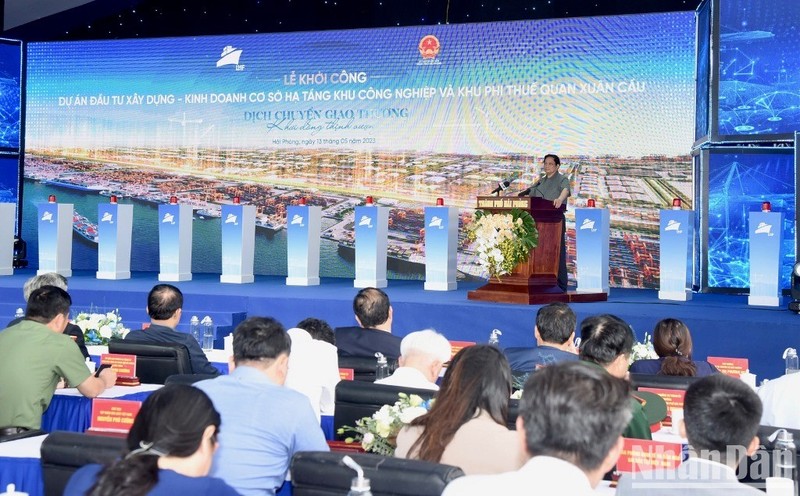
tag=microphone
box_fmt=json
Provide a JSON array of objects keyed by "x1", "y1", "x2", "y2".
[
  {"x1": 517, "y1": 188, "x2": 531, "y2": 197},
  {"x1": 490, "y1": 178, "x2": 513, "y2": 195}
]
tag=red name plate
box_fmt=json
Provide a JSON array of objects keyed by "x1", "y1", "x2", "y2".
[
  {"x1": 101, "y1": 353, "x2": 137, "y2": 378},
  {"x1": 706, "y1": 356, "x2": 749, "y2": 378},
  {"x1": 339, "y1": 368, "x2": 355, "y2": 381},
  {"x1": 90, "y1": 398, "x2": 142, "y2": 432},
  {"x1": 449, "y1": 341, "x2": 476, "y2": 360},
  {"x1": 638, "y1": 387, "x2": 686, "y2": 413},
  {"x1": 617, "y1": 438, "x2": 683, "y2": 473}
]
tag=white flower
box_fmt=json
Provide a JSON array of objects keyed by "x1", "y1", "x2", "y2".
[
  {"x1": 399, "y1": 406, "x2": 428, "y2": 424},
  {"x1": 106, "y1": 311, "x2": 118, "y2": 322},
  {"x1": 75, "y1": 320, "x2": 92, "y2": 332},
  {"x1": 362, "y1": 432, "x2": 374, "y2": 446},
  {"x1": 98, "y1": 325, "x2": 113, "y2": 339}
]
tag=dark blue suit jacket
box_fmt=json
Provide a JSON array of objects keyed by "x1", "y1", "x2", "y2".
[
  {"x1": 504, "y1": 345, "x2": 579, "y2": 373},
  {"x1": 125, "y1": 324, "x2": 220, "y2": 376},
  {"x1": 334, "y1": 326, "x2": 402, "y2": 359}
]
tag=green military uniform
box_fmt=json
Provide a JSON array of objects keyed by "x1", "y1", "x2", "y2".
[
  {"x1": 0, "y1": 319, "x2": 92, "y2": 429},
  {"x1": 623, "y1": 396, "x2": 653, "y2": 440}
]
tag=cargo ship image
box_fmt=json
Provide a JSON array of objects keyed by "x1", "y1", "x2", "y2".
[{"x1": 73, "y1": 211, "x2": 98, "y2": 244}]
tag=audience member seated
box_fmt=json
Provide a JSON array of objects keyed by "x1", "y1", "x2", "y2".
[
  {"x1": 5, "y1": 272, "x2": 89, "y2": 359},
  {"x1": 442, "y1": 361, "x2": 632, "y2": 495},
  {"x1": 395, "y1": 345, "x2": 525, "y2": 475},
  {"x1": 579, "y1": 314, "x2": 654, "y2": 440},
  {"x1": 629, "y1": 318, "x2": 718, "y2": 377},
  {"x1": 125, "y1": 284, "x2": 219, "y2": 376},
  {"x1": 296, "y1": 317, "x2": 336, "y2": 346},
  {"x1": 286, "y1": 324, "x2": 340, "y2": 419},
  {"x1": 503, "y1": 302, "x2": 578, "y2": 373},
  {"x1": 335, "y1": 287, "x2": 402, "y2": 359},
  {"x1": 195, "y1": 317, "x2": 329, "y2": 496},
  {"x1": 0, "y1": 286, "x2": 116, "y2": 432},
  {"x1": 375, "y1": 329, "x2": 451, "y2": 391},
  {"x1": 757, "y1": 370, "x2": 800, "y2": 430},
  {"x1": 617, "y1": 374, "x2": 763, "y2": 495},
  {"x1": 64, "y1": 384, "x2": 238, "y2": 496}
]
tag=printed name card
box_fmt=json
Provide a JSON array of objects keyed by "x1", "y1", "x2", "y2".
[
  {"x1": 90, "y1": 398, "x2": 142, "y2": 432},
  {"x1": 339, "y1": 368, "x2": 355, "y2": 381},
  {"x1": 706, "y1": 356, "x2": 749, "y2": 378},
  {"x1": 616, "y1": 438, "x2": 684, "y2": 473},
  {"x1": 449, "y1": 341, "x2": 476, "y2": 360},
  {"x1": 101, "y1": 353, "x2": 137, "y2": 378}
]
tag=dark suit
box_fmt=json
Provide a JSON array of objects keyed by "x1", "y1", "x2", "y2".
[
  {"x1": 6, "y1": 317, "x2": 90, "y2": 359},
  {"x1": 125, "y1": 324, "x2": 220, "y2": 376},
  {"x1": 504, "y1": 345, "x2": 579, "y2": 373},
  {"x1": 334, "y1": 326, "x2": 402, "y2": 360}
]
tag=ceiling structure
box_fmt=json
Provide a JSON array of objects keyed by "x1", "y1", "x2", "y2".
[{"x1": 4, "y1": 0, "x2": 699, "y2": 42}]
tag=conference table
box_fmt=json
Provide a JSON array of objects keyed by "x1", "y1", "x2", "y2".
[{"x1": 0, "y1": 434, "x2": 47, "y2": 496}]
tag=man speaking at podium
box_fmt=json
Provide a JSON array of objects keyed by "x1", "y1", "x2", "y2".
[{"x1": 519, "y1": 154, "x2": 571, "y2": 291}]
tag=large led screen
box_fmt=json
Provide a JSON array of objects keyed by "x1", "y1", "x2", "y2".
[
  {"x1": 716, "y1": 0, "x2": 800, "y2": 140},
  {"x1": 25, "y1": 13, "x2": 696, "y2": 286},
  {"x1": 706, "y1": 148, "x2": 795, "y2": 289},
  {"x1": 0, "y1": 39, "x2": 21, "y2": 151}
]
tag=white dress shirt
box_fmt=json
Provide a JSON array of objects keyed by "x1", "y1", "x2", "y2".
[
  {"x1": 758, "y1": 372, "x2": 800, "y2": 429},
  {"x1": 374, "y1": 366, "x2": 438, "y2": 391},
  {"x1": 285, "y1": 327, "x2": 340, "y2": 419}
]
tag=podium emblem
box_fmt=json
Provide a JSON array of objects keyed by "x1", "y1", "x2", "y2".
[
  {"x1": 428, "y1": 216, "x2": 443, "y2": 229},
  {"x1": 358, "y1": 215, "x2": 373, "y2": 228},
  {"x1": 162, "y1": 213, "x2": 175, "y2": 224},
  {"x1": 101, "y1": 212, "x2": 114, "y2": 223},
  {"x1": 290, "y1": 214, "x2": 304, "y2": 226},
  {"x1": 664, "y1": 220, "x2": 681, "y2": 233},
  {"x1": 41, "y1": 211, "x2": 54, "y2": 223},
  {"x1": 754, "y1": 222, "x2": 773, "y2": 235},
  {"x1": 225, "y1": 213, "x2": 238, "y2": 225},
  {"x1": 580, "y1": 218, "x2": 595, "y2": 231}
]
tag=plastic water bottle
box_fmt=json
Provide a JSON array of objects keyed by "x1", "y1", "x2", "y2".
[
  {"x1": 189, "y1": 316, "x2": 201, "y2": 345},
  {"x1": 343, "y1": 455, "x2": 372, "y2": 496},
  {"x1": 201, "y1": 316, "x2": 214, "y2": 351},
  {"x1": 488, "y1": 329, "x2": 502, "y2": 346},
  {"x1": 784, "y1": 348, "x2": 799, "y2": 375},
  {"x1": 14, "y1": 308, "x2": 23, "y2": 319},
  {"x1": 769, "y1": 429, "x2": 797, "y2": 494},
  {"x1": 374, "y1": 352, "x2": 388, "y2": 380}
]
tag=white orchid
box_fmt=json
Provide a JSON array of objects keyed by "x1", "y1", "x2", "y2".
[{"x1": 73, "y1": 309, "x2": 131, "y2": 345}]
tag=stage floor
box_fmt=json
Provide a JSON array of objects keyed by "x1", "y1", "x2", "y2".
[{"x1": 1, "y1": 269, "x2": 797, "y2": 381}]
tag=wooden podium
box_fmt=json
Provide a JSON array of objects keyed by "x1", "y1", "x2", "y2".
[{"x1": 467, "y1": 196, "x2": 607, "y2": 305}]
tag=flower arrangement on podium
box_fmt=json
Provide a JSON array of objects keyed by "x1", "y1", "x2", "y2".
[
  {"x1": 629, "y1": 332, "x2": 659, "y2": 365},
  {"x1": 74, "y1": 309, "x2": 131, "y2": 345},
  {"x1": 337, "y1": 393, "x2": 432, "y2": 455},
  {"x1": 467, "y1": 209, "x2": 538, "y2": 278}
]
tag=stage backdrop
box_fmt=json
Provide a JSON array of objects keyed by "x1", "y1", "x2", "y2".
[{"x1": 23, "y1": 12, "x2": 696, "y2": 287}]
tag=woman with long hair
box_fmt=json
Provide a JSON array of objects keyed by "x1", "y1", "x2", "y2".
[
  {"x1": 629, "y1": 318, "x2": 717, "y2": 377},
  {"x1": 65, "y1": 384, "x2": 239, "y2": 496},
  {"x1": 394, "y1": 345, "x2": 524, "y2": 475}
]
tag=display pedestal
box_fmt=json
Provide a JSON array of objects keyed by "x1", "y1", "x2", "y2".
[
  {"x1": 353, "y1": 206, "x2": 389, "y2": 289},
  {"x1": 0, "y1": 203, "x2": 15, "y2": 275},
  {"x1": 658, "y1": 210, "x2": 693, "y2": 301},
  {"x1": 574, "y1": 207, "x2": 610, "y2": 294},
  {"x1": 286, "y1": 205, "x2": 322, "y2": 286},
  {"x1": 37, "y1": 202, "x2": 73, "y2": 277},
  {"x1": 220, "y1": 204, "x2": 256, "y2": 284},
  {"x1": 96, "y1": 203, "x2": 133, "y2": 280},
  {"x1": 748, "y1": 211, "x2": 784, "y2": 307},
  {"x1": 158, "y1": 203, "x2": 193, "y2": 282},
  {"x1": 424, "y1": 206, "x2": 458, "y2": 291}
]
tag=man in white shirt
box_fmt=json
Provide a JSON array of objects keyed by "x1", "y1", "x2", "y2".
[
  {"x1": 757, "y1": 372, "x2": 800, "y2": 430},
  {"x1": 616, "y1": 374, "x2": 763, "y2": 495},
  {"x1": 375, "y1": 329, "x2": 451, "y2": 391},
  {"x1": 285, "y1": 326, "x2": 340, "y2": 420},
  {"x1": 443, "y1": 361, "x2": 632, "y2": 496}
]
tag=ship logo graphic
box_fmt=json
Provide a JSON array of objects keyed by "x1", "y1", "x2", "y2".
[
  {"x1": 665, "y1": 220, "x2": 681, "y2": 232},
  {"x1": 162, "y1": 213, "x2": 175, "y2": 224},
  {"x1": 580, "y1": 219, "x2": 595, "y2": 231},
  {"x1": 291, "y1": 214, "x2": 304, "y2": 226},
  {"x1": 428, "y1": 216, "x2": 443, "y2": 228},
  {"x1": 358, "y1": 215, "x2": 373, "y2": 228},
  {"x1": 217, "y1": 46, "x2": 243, "y2": 68},
  {"x1": 755, "y1": 222, "x2": 773, "y2": 235},
  {"x1": 41, "y1": 211, "x2": 54, "y2": 223},
  {"x1": 225, "y1": 213, "x2": 238, "y2": 225},
  {"x1": 101, "y1": 212, "x2": 114, "y2": 223}
]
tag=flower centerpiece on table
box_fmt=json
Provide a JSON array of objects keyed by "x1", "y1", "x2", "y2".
[
  {"x1": 466, "y1": 209, "x2": 538, "y2": 278},
  {"x1": 629, "y1": 332, "x2": 659, "y2": 365},
  {"x1": 73, "y1": 309, "x2": 130, "y2": 345},
  {"x1": 337, "y1": 393, "x2": 432, "y2": 456}
]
